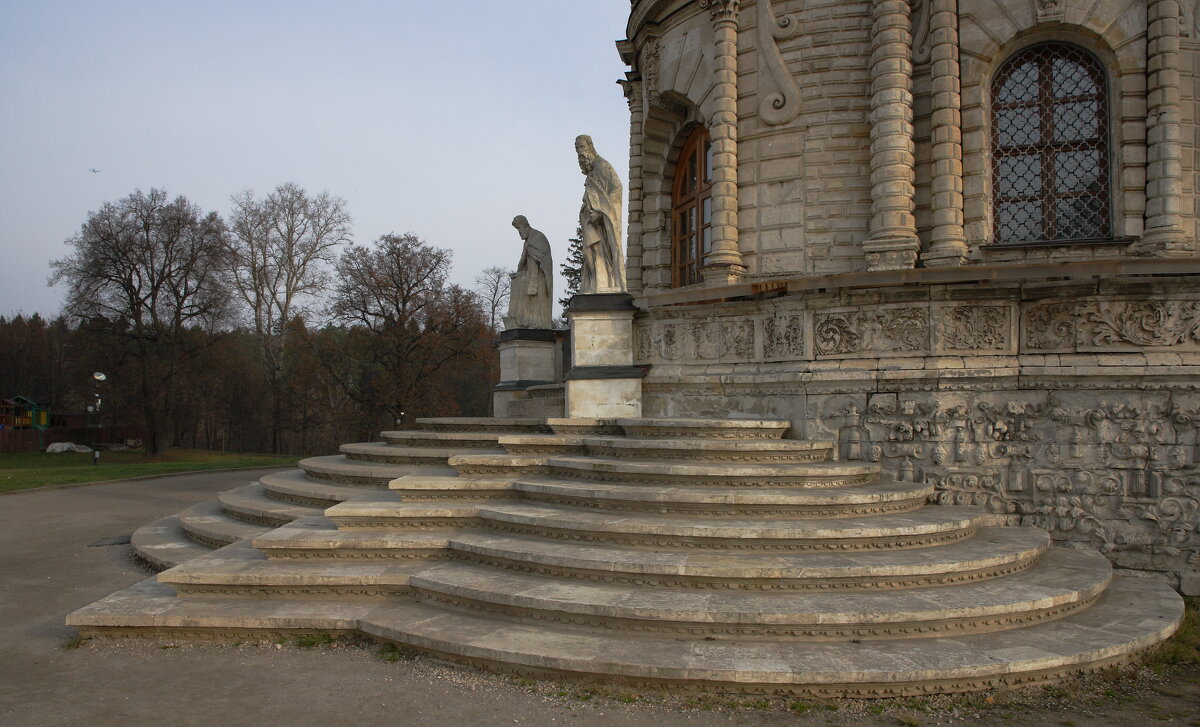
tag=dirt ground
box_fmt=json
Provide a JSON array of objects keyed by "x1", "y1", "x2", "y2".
[{"x1": 1, "y1": 473, "x2": 1197, "y2": 727}]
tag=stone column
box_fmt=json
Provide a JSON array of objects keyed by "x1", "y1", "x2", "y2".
[
  {"x1": 1136, "y1": 0, "x2": 1193, "y2": 255},
  {"x1": 920, "y1": 0, "x2": 968, "y2": 267},
  {"x1": 864, "y1": 0, "x2": 921, "y2": 271},
  {"x1": 700, "y1": 0, "x2": 746, "y2": 282},
  {"x1": 621, "y1": 77, "x2": 646, "y2": 294}
]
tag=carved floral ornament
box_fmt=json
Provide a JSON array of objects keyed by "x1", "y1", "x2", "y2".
[{"x1": 1025, "y1": 300, "x2": 1200, "y2": 350}]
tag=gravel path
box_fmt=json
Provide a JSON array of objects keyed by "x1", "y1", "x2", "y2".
[{"x1": 1, "y1": 472, "x2": 1196, "y2": 727}]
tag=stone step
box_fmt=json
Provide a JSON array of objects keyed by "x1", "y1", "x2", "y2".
[
  {"x1": 618, "y1": 417, "x2": 792, "y2": 439},
  {"x1": 417, "y1": 417, "x2": 548, "y2": 433},
  {"x1": 381, "y1": 431, "x2": 503, "y2": 448},
  {"x1": 160, "y1": 526, "x2": 1050, "y2": 603},
  {"x1": 131, "y1": 515, "x2": 215, "y2": 571},
  {"x1": 543, "y1": 455, "x2": 879, "y2": 488},
  {"x1": 444, "y1": 526, "x2": 1050, "y2": 590},
  {"x1": 323, "y1": 499, "x2": 983, "y2": 551},
  {"x1": 507, "y1": 476, "x2": 931, "y2": 517},
  {"x1": 177, "y1": 500, "x2": 273, "y2": 549},
  {"x1": 389, "y1": 475, "x2": 515, "y2": 500},
  {"x1": 447, "y1": 453, "x2": 552, "y2": 476},
  {"x1": 218, "y1": 483, "x2": 324, "y2": 526},
  {"x1": 259, "y1": 470, "x2": 372, "y2": 507},
  {"x1": 340, "y1": 441, "x2": 503, "y2": 465},
  {"x1": 579, "y1": 436, "x2": 834, "y2": 463},
  {"x1": 252, "y1": 516, "x2": 452, "y2": 559},
  {"x1": 159, "y1": 539, "x2": 428, "y2": 598},
  {"x1": 67, "y1": 575, "x2": 1184, "y2": 697},
  {"x1": 299, "y1": 455, "x2": 456, "y2": 487},
  {"x1": 406, "y1": 547, "x2": 1111, "y2": 639},
  {"x1": 496, "y1": 434, "x2": 588, "y2": 456}
]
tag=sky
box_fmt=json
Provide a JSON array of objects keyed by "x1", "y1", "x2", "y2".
[{"x1": 0, "y1": 1, "x2": 632, "y2": 319}]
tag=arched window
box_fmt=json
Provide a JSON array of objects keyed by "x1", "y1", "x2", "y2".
[
  {"x1": 671, "y1": 126, "x2": 713, "y2": 287},
  {"x1": 991, "y1": 42, "x2": 1111, "y2": 244}
]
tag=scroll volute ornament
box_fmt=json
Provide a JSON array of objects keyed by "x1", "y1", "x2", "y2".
[{"x1": 755, "y1": 0, "x2": 803, "y2": 125}]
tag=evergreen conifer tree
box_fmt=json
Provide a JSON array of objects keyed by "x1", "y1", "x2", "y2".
[{"x1": 558, "y1": 226, "x2": 584, "y2": 310}]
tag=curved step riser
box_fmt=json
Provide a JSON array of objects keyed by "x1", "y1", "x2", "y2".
[
  {"x1": 224, "y1": 508, "x2": 294, "y2": 528},
  {"x1": 583, "y1": 445, "x2": 833, "y2": 464},
  {"x1": 182, "y1": 529, "x2": 234, "y2": 550},
  {"x1": 384, "y1": 437, "x2": 497, "y2": 448},
  {"x1": 446, "y1": 549, "x2": 1043, "y2": 591},
  {"x1": 344, "y1": 452, "x2": 451, "y2": 466},
  {"x1": 174, "y1": 584, "x2": 415, "y2": 600},
  {"x1": 260, "y1": 548, "x2": 446, "y2": 561},
  {"x1": 545, "y1": 467, "x2": 878, "y2": 489},
  {"x1": 326, "y1": 516, "x2": 980, "y2": 552},
  {"x1": 408, "y1": 586, "x2": 1105, "y2": 641},
  {"x1": 260, "y1": 488, "x2": 340, "y2": 508},
  {"x1": 301, "y1": 470, "x2": 392, "y2": 488},
  {"x1": 511, "y1": 490, "x2": 927, "y2": 518},
  {"x1": 362, "y1": 630, "x2": 1161, "y2": 700}
]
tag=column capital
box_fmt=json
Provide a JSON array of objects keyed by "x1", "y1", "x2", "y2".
[
  {"x1": 618, "y1": 77, "x2": 643, "y2": 112},
  {"x1": 699, "y1": 0, "x2": 741, "y2": 25}
]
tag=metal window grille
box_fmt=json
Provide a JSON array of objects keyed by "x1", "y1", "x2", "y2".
[{"x1": 991, "y1": 43, "x2": 1111, "y2": 244}]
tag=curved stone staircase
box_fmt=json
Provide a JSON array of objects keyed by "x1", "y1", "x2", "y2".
[{"x1": 71, "y1": 417, "x2": 1184, "y2": 697}]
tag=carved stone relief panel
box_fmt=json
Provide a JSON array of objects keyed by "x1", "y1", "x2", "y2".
[
  {"x1": 813, "y1": 307, "x2": 930, "y2": 358},
  {"x1": 635, "y1": 319, "x2": 756, "y2": 363},
  {"x1": 934, "y1": 304, "x2": 1015, "y2": 353},
  {"x1": 1024, "y1": 299, "x2": 1200, "y2": 352},
  {"x1": 763, "y1": 313, "x2": 806, "y2": 360}
]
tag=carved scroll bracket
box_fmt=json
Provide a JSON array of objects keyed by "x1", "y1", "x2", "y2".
[{"x1": 755, "y1": 0, "x2": 803, "y2": 126}]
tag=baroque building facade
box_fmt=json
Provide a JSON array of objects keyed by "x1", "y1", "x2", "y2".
[{"x1": 618, "y1": 0, "x2": 1200, "y2": 591}]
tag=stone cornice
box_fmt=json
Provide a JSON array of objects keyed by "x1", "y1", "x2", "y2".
[{"x1": 635, "y1": 258, "x2": 1200, "y2": 309}]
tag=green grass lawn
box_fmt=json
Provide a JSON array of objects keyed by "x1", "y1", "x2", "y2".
[{"x1": 0, "y1": 448, "x2": 301, "y2": 493}]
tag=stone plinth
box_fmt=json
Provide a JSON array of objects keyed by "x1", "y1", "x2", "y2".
[
  {"x1": 565, "y1": 294, "x2": 646, "y2": 419},
  {"x1": 493, "y1": 329, "x2": 558, "y2": 418}
]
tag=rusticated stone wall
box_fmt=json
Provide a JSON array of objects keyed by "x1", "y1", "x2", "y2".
[{"x1": 636, "y1": 275, "x2": 1200, "y2": 593}]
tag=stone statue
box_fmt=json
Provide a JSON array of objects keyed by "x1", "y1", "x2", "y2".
[
  {"x1": 502, "y1": 215, "x2": 554, "y2": 330},
  {"x1": 575, "y1": 134, "x2": 625, "y2": 294}
]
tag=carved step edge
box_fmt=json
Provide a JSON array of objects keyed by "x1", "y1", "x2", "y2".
[
  {"x1": 172, "y1": 525, "x2": 1051, "y2": 593},
  {"x1": 402, "y1": 547, "x2": 1111, "y2": 639}
]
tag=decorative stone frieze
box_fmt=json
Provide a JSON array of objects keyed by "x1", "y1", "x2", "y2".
[
  {"x1": 815, "y1": 308, "x2": 930, "y2": 356},
  {"x1": 1024, "y1": 299, "x2": 1200, "y2": 351},
  {"x1": 636, "y1": 318, "x2": 755, "y2": 362}
]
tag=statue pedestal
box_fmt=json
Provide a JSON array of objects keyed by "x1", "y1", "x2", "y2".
[
  {"x1": 564, "y1": 294, "x2": 645, "y2": 419},
  {"x1": 493, "y1": 329, "x2": 558, "y2": 418}
]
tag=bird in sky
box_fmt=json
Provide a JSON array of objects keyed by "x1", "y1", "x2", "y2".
[{"x1": 87, "y1": 168, "x2": 101, "y2": 173}]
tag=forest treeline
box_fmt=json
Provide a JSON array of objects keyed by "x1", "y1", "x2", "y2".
[{"x1": 2, "y1": 185, "x2": 509, "y2": 455}]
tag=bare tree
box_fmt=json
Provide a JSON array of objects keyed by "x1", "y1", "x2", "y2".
[
  {"x1": 227, "y1": 182, "x2": 351, "y2": 452},
  {"x1": 473, "y1": 265, "x2": 512, "y2": 332},
  {"x1": 51, "y1": 188, "x2": 230, "y2": 454},
  {"x1": 330, "y1": 233, "x2": 489, "y2": 423}
]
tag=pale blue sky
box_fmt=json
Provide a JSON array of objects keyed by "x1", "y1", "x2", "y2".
[{"x1": 0, "y1": 1, "x2": 632, "y2": 317}]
